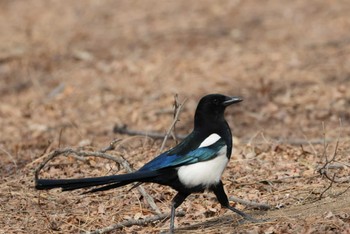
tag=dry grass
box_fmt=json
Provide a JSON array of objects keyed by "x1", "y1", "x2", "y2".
[{"x1": 1, "y1": 0, "x2": 350, "y2": 233}]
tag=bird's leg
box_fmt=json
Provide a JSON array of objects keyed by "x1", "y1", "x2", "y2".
[
  {"x1": 169, "y1": 192, "x2": 189, "y2": 233},
  {"x1": 212, "y1": 181, "x2": 259, "y2": 222},
  {"x1": 170, "y1": 203, "x2": 176, "y2": 233}
]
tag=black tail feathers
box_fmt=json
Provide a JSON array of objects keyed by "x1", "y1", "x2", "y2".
[{"x1": 35, "y1": 171, "x2": 160, "y2": 192}]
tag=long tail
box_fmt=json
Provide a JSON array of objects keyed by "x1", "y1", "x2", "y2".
[{"x1": 35, "y1": 170, "x2": 160, "y2": 192}]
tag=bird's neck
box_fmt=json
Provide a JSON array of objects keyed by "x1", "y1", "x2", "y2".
[{"x1": 194, "y1": 120, "x2": 233, "y2": 158}]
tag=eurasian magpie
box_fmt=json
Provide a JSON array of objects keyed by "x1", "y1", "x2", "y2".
[{"x1": 35, "y1": 94, "x2": 257, "y2": 232}]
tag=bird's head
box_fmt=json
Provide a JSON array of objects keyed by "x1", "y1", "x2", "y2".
[{"x1": 194, "y1": 94, "x2": 242, "y2": 130}]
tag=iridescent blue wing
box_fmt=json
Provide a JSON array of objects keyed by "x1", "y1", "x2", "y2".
[{"x1": 139, "y1": 139, "x2": 226, "y2": 172}]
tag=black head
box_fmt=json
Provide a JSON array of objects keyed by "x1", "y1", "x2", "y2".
[
  {"x1": 194, "y1": 94, "x2": 242, "y2": 130},
  {"x1": 166, "y1": 94, "x2": 242, "y2": 156}
]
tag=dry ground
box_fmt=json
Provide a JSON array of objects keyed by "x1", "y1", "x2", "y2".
[{"x1": 1, "y1": 0, "x2": 350, "y2": 233}]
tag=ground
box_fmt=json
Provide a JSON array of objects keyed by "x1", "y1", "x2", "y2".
[{"x1": 0, "y1": 0, "x2": 350, "y2": 233}]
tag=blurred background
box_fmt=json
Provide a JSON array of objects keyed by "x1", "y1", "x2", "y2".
[{"x1": 0, "y1": 1, "x2": 349, "y2": 232}]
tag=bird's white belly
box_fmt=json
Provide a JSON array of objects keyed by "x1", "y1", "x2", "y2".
[{"x1": 177, "y1": 146, "x2": 228, "y2": 188}]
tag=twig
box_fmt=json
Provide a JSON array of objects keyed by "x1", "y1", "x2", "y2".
[
  {"x1": 0, "y1": 146, "x2": 17, "y2": 169},
  {"x1": 114, "y1": 125, "x2": 348, "y2": 145},
  {"x1": 58, "y1": 127, "x2": 64, "y2": 148},
  {"x1": 159, "y1": 96, "x2": 187, "y2": 152},
  {"x1": 280, "y1": 138, "x2": 342, "y2": 145},
  {"x1": 317, "y1": 139, "x2": 341, "y2": 183},
  {"x1": 99, "y1": 138, "x2": 122, "y2": 153},
  {"x1": 108, "y1": 153, "x2": 161, "y2": 215},
  {"x1": 333, "y1": 185, "x2": 350, "y2": 197},
  {"x1": 229, "y1": 196, "x2": 271, "y2": 210},
  {"x1": 318, "y1": 173, "x2": 336, "y2": 200},
  {"x1": 317, "y1": 162, "x2": 348, "y2": 170},
  {"x1": 84, "y1": 211, "x2": 185, "y2": 234},
  {"x1": 171, "y1": 94, "x2": 180, "y2": 144},
  {"x1": 34, "y1": 149, "x2": 67, "y2": 180},
  {"x1": 113, "y1": 124, "x2": 187, "y2": 140},
  {"x1": 317, "y1": 120, "x2": 349, "y2": 198},
  {"x1": 300, "y1": 132, "x2": 318, "y2": 156},
  {"x1": 35, "y1": 143, "x2": 161, "y2": 214},
  {"x1": 316, "y1": 124, "x2": 338, "y2": 199}
]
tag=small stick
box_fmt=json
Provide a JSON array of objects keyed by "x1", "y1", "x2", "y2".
[
  {"x1": 318, "y1": 173, "x2": 336, "y2": 200},
  {"x1": 159, "y1": 97, "x2": 187, "y2": 153},
  {"x1": 84, "y1": 211, "x2": 185, "y2": 234},
  {"x1": 171, "y1": 94, "x2": 180, "y2": 145},
  {"x1": 318, "y1": 140, "x2": 341, "y2": 183},
  {"x1": 317, "y1": 120, "x2": 349, "y2": 198},
  {"x1": 113, "y1": 125, "x2": 187, "y2": 140},
  {"x1": 0, "y1": 146, "x2": 17, "y2": 169},
  {"x1": 333, "y1": 185, "x2": 350, "y2": 197},
  {"x1": 99, "y1": 138, "x2": 122, "y2": 153},
  {"x1": 229, "y1": 196, "x2": 271, "y2": 210}
]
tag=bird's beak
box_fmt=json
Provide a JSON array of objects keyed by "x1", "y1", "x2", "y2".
[{"x1": 222, "y1": 96, "x2": 243, "y2": 106}]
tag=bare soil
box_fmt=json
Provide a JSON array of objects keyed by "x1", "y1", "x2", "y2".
[{"x1": 0, "y1": 0, "x2": 349, "y2": 233}]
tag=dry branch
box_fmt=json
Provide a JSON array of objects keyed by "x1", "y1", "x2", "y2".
[
  {"x1": 317, "y1": 122, "x2": 350, "y2": 199},
  {"x1": 317, "y1": 140, "x2": 348, "y2": 183},
  {"x1": 229, "y1": 196, "x2": 271, "y2": 210},
  {"x1": 159, "y1": 96, "x2": 187, "y2": 152},
  {"x1": 113, "y1": 124, "x2": 187, "y2": 140},
  {"x1": 318, "y1": 173, "x2": 337, "y2": 200},
  {"x1": 84, "y1": 211, "x2": 185, "y2": 234},
  {"x1": 34, "y1": 142, "x2": 161, "y2": 215},
  {"x1": 0, "y1": 146, "x2": 18, "y2": 169},
  {"x1": 99, "y1": 138, "x2": 122, "y2": 153}
]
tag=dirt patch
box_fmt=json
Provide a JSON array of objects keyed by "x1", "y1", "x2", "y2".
[{"x1": 1, "y1": 0, "x2": 349, "y2": 233}]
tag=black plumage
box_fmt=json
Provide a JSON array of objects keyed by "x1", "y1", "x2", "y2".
[{"x1": 35, "y1": 94, "x2": 258, "y2": 232}]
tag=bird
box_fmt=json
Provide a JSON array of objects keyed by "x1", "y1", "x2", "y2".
[{"x1": 35, "y1": 94, "x2": 258, "y2": 232}]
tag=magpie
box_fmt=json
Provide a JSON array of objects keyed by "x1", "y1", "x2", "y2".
[{"x1": 35, "y1": 94, "x2": 257, "y2": 232}]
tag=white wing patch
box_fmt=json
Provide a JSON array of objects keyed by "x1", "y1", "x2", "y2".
[
  {"x1": 177, "y1": 146, "x2": 228, "y2": 188},
  {"x1": 198, "y1": 133, "x2": 221, "y2": 148}
]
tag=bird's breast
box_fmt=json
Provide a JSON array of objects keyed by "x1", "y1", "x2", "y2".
[{"x1": 177, "y1": 146, "x2": 228, "y2": 188}]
